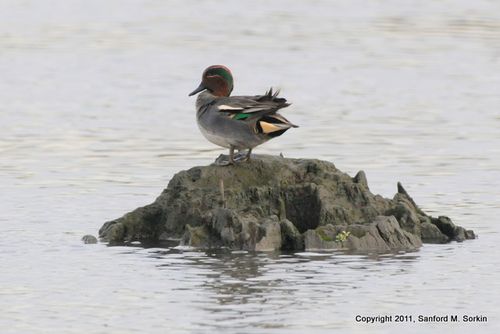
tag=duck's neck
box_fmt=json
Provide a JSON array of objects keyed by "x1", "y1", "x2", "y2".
[{"x1": 196, "y1": 91, "x2": 218, "y2": 110}]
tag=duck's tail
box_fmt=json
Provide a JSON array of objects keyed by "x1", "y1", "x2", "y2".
[
  {"x1": 256, "y1": 114, "x2": 298, "y2": 138},
  {"x1": 259, "y1": 87, "x2": 291, "y2": 108}
]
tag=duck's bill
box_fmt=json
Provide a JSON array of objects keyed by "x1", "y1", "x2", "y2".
[{"x1": 188, "y1": 83, "x2": 207, "y2": 96}]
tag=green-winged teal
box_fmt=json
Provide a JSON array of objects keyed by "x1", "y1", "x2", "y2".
[{"x1": 189, "y1": 65, "x2": 297, "y2": 165}]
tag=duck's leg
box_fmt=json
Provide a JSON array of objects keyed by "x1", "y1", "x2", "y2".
[
  {"x1": 214, "y1": 146, "x2": 235, "y2": 166},
  {"x1": 228, "y1": 146, "x2": 235, "y2": 164}
]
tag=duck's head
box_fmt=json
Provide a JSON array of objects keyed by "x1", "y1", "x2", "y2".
[{"x1": 189, "y1": 65, "x2": 234, "y2": 97}]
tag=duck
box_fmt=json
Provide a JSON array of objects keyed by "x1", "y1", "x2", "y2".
[{"x1": 188, "y1": 65, "x2": 298, "y2": 165}]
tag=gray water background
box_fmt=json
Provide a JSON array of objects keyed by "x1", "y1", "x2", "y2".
[{"x1": 1, "y1": 0, "x2": 500, "y2": 333}]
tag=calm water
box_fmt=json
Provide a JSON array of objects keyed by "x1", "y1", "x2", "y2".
[{"x1": 1, "y1": 1, "x2": 500, "y2": 333}]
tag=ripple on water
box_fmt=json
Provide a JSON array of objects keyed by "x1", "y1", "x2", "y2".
[{"x1": 1, "y1": 0, "x2": 500, "y2": 333}]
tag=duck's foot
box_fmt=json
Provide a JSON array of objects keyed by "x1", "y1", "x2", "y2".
[
  {"x1": 233, "y1": 149, "x2": 251, "y2": 162},
  {"x1": 214, "y1": 149, "x2": 252, "y2": 166},
  {"x1": 235, "y1": 148, "x2": 252, "y2": 162},
  {"x1": 214, "y1": 154, "x2": 234, "y2": 166}
]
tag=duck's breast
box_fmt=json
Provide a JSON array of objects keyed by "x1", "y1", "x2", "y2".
[{"x1": 197, "y1": 108, "x2": 266, "y2": 149}]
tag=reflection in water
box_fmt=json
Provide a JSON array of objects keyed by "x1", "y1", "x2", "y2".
[{"x1": 137, "y1": 249, "x2": 422, "y2": 330}]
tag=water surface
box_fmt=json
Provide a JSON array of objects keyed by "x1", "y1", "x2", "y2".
[{"x1": 1, "y1": 1, "x2": 499, "y2": 333}]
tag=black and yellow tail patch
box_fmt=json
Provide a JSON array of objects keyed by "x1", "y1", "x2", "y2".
[{"x1": 256, "y1": 115, "x2": 296, "y2": 138}]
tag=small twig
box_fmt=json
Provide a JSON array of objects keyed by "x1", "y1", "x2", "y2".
[{"x1": 219, "y1": 178, "x2": 226, "y2": 208}]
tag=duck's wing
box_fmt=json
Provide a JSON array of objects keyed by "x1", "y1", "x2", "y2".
[
  {"x1": 215, "y1": 88, "x2": 291, "y2": 115},
  {"x1": 214, "y1": 88, "x2": 298, "y2": 136}
]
